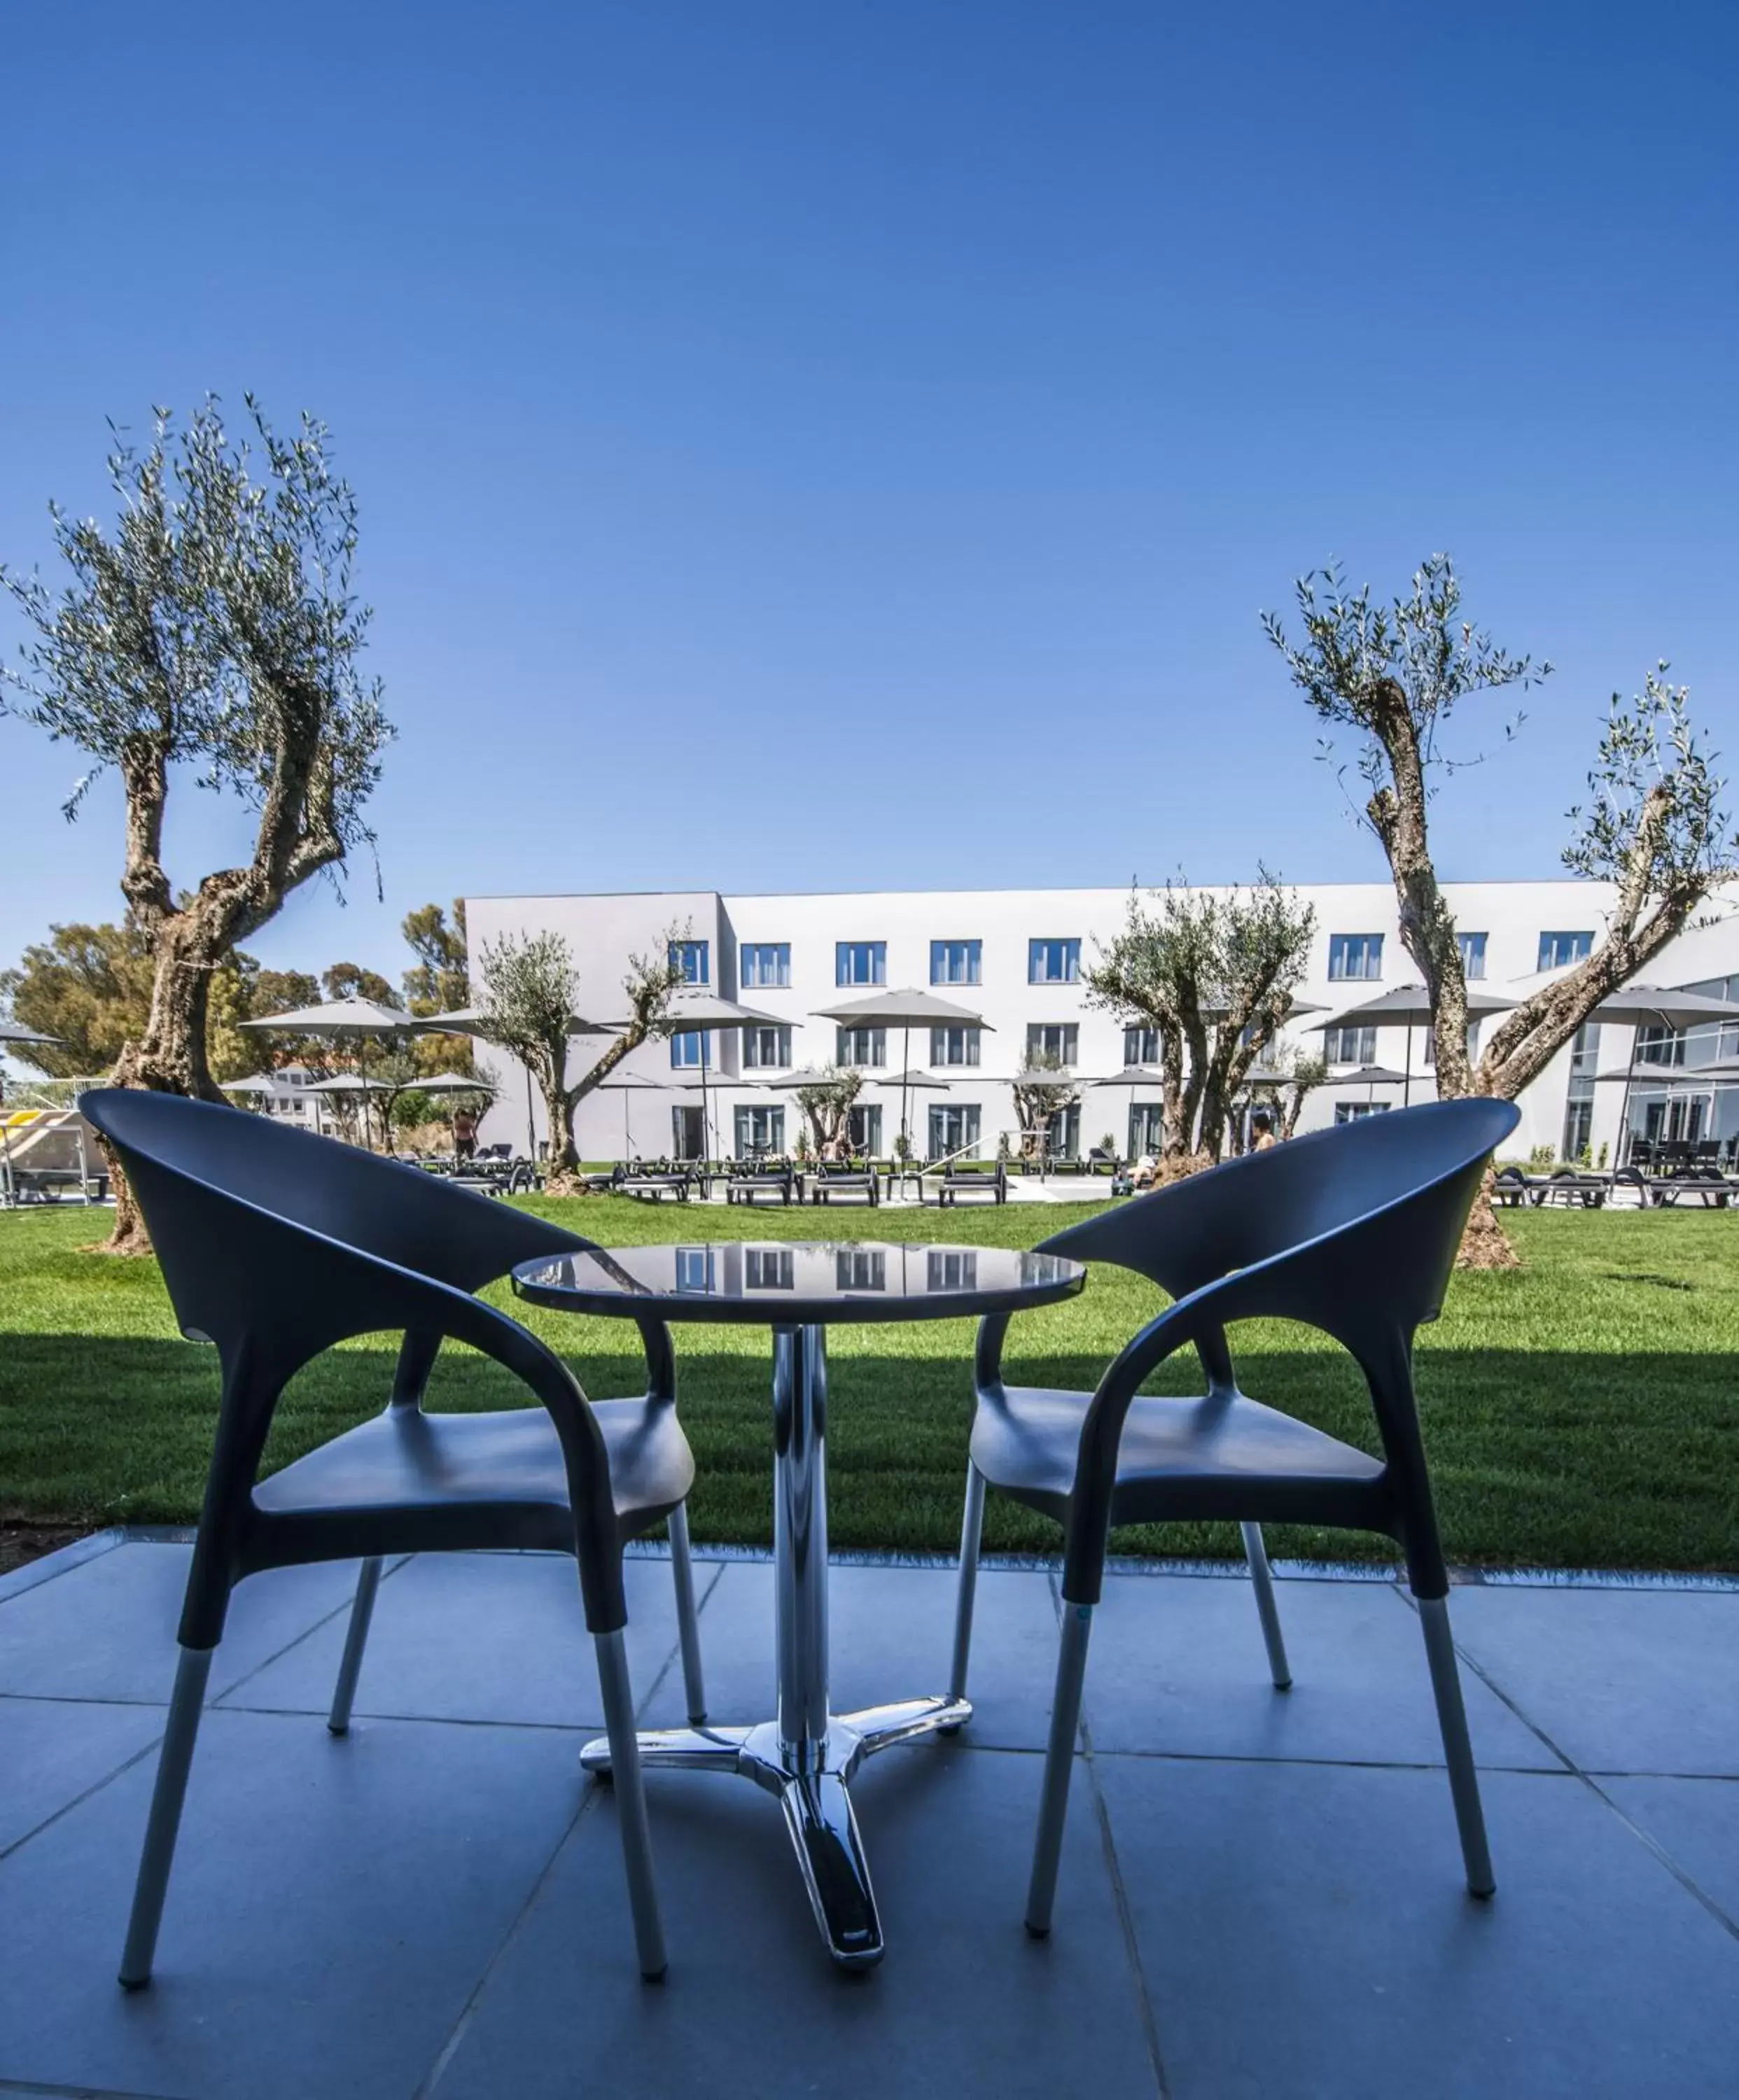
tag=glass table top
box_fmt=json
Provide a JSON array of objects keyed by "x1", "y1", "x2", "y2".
[{"x1": 512, "y1": 1240, "x2": 1086, "y2": 1324}]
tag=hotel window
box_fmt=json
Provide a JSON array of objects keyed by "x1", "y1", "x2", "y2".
[
  {"x1": 836, "y1": 941, "x2": 886, "y2": 987},
  {"x1": 1537, "y1": 930, "x2": 1593, "y2": 971},
  {"x1": 670, "y1": 1030, "x2": 711, "y2": 1069},
  {"x1": 928, "y1": 1104, "x2": 982, "y2": 1157},
  {"x1": 928, "y1": 1247, "x2": 979, "y2": 1291},
  {"x1": 673, "y1": 1247, "x2": 715, "y2": 1293},
  {"x1": 742, "y1": 1025, "x2": 793, "y2": 1069},
  {"x1": 1124, "y1": 1025, "x2": 1159, "y2": 1065},
  {"x1": 836, "y1": 1248, "x2": 887, "y2": 1291},
  {"x1": 1334, "y1": 1101, "x2": 1390, "y2": 1123},
  {"x1": 1028, "y1": 937, "x2": 1081, "y2": 985},
  {"x1": 745, "y1": 1247, "x2": 794, "y2": 1290},
  {"x1": 740, "y1": 942, "x2": 790, "y2": 990},
  {"x1": 837, "y1": 1026, "x2": 886, "y2": 1068},
  {"x1": 1322, "y1": 1023, "x2": 1377, "y2": 1065},
  {"x1": 1458, "y1": 931, "x2": 1488, "y2": 980},
  {"x1": 846, "y1": 1102, "x2": 884, "y2": 1154},
  {"x1": 1327, "y1": 933, "x2": 1383, "y2": 981},
  {"x1": 732, "y1": 1104, "x2": 785, "y2": 1154},
  {"x1": 929, "y1": 1025, "x2": 981, "y2": 1067},
  {"x1": 669, "y1": 939, "x2": 709, "y2": 986},
  {"x1": 1026, "y1": 1022, "x2": 1078, "y2": 1066},
  {"x1": 930, "y1": 939, "x2": 982, "y2": 986},
  {"x1": 1635, "y1": 1023, "x2": 1684, "y2": 1068},
  {"x1": 1422, "y1": 1022, "x2": 1479, "y2": 1068}
]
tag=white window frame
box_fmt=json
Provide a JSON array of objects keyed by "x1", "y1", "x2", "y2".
[
  {"x1": 836, "y1": 941, "x2": 886, "y2": 988},
  {"x1": 1327, "y1": 933, "x2": 1384, "y2": 981},
  {"x1": 1026, "y1": 1021, "x2": 1078, "y2": 1065},
  {"x1": 740, "y1": 942, "x2": 790, "y2": 990},
  {"x1": 929, "y1": 1024, "x2": 981, "y2": 1067},
  {"x1": 930, "y1": 939, "x2": 982, "y2": 986},
  {"x1": 1028, "y1": 937, "x2": 1081, "y2": 985}
]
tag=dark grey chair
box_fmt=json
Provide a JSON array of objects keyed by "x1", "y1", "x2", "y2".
[
  {"x1": 947, "y1": 1097, "x2": 1518, "y2": 1935},
  {"x1": 81, "y1": 1087, "x2": 706, "y2": 1988}
]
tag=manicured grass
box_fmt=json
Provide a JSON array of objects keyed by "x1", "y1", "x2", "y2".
[{"x1": 1, "y1": 1198, "x2": 1735, "y2": 1569}]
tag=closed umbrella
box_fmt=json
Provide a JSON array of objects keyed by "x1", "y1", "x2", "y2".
[{"x1": 813, "y1": 989, "x2": 992, "y2": 1156}]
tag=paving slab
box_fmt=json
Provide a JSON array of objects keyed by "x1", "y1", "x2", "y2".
[
  {"x1": 1448, "y1": 1585, "x2": 1739, "y2": 1775},
  {"x1": 0, "y1": 1695, "x2": 168, "y2": 1856},
  {"x1": 1080, "y1": 1572, "x2": 1556, "y2": 1769},
  {"x1": 637, "y1": 1558, "x2": 1066, "y2": 1749},
  {"x1": 1600, "y1": 1774, "x2": 1739, "y2": 1927},
  {"x1": 222, "y1": 1548, "x2": 693, "y2": 1730},
  {"x1": 1095, "y1": 1756, "x2": 1739, "y2": 2100},
  {"x1": 0, "y1": 1706, "x2": 586, "y2": 2100},
  {"x1": 0, "y1": 1542, "x2": 374, "y2": 1704},
  {"x1": 431, "y1": 1742, "x2": 1159, "y2": 2100}
]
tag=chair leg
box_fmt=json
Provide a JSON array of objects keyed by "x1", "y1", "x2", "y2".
[
  {"x1": 667, "y1": 1504, "x2": 708, "y2": 1726},
  {"x1": 327, "y1": 1556, "x2": 384, "y2": 1735},
  {"x1": 119, "y1": 1645, "x2": 214, "y2": 1989},
  {"x1": 1416, "y1": 1593, "x2": 1495, "y2": 1898},
  {"x1": 1025, "y1": 1602, "x2": 1093, "y2": 1938},
  {"x1": 948, "y1": 1460, "x2": 987, "y2": 1707},
  {"x1": 1239, "y1": 1522, "x2": 1292, "y2": 1690},
  {"x1": 594, "y1": 1628, "x2": 669, "y2": 1979}
]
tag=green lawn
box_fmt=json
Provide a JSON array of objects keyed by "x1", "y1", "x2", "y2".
[{"x1": 1, "y1": 1198, "x2": 1735, "y2": 1571}]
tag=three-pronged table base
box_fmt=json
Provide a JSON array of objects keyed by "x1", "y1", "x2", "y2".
[{"x1": 582, "y1": 1694, "x2": 972, "y2": 1967}]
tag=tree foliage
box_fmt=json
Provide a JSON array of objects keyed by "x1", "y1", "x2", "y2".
[
  {"x1": 1009, "y1": 1051, "x2": 1079, "y2": 1156},
  {"x1": 795, "y1": 1065, "x2": 863, "y2": 1153},
  {"x1": 1084, "y1": 872, "x2": 1316, "y2": 1162},
  {"x1": 475, "y1": 927, "x2": 685, "y2": 1173},
  {"x1": 0, "y1": 396, "x2": 392, "y2": 1250},
  {"x1": 1264, "y1": 560, "x2": 1738, "y2": 1108}
]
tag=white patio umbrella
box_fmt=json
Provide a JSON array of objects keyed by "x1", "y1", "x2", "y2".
[
  {"x1": 665, "y1": 993, "x2": 795, "y2": 1161},
  {"x1": 868, "y1": 1068, "x2": 951, "y2": 1159},
  {"x1": 1320, "y1": 1063, "x2": 1410, "y2": 1108},
  {"x1": 1567, "y1": 985, "x2": 1739, "y2": 1166},
  {"x1": 812, "y1": 989, "x2": 991, "y2": 1154},
  {"x1": 1088, "y1": 1065, "x2": 1167, "y2": 1159},
  {"x1": 239, "y1": 997, "x2": 416, "y2": 1150},
  {"x1": 1309, "y1": 984, "x2": 1518, "y2": 1106},
  {"x1": 1593, "y1": 1054, "x2": 1739, "y2": 1166}
]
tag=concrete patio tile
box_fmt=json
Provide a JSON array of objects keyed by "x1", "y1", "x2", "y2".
[
  {"x1": 1080, "y1": 1573, "x2": 1556, "y2": 1770},
  {"x1": 1095, "y1": 1757, "x2": 1739, "y2": 2100},
  {"x1": 431, "y1": 1742, "x2": 1159, "y2": 2100},
  {"x1": 1448, "y1": 1586, "x2": 1739, "y2": 1775},
  {"x1": 638, "y1": 1559, "x2": 1066, "y2": 1749},
  {"x1": 221, "y1": 1548, "x2": 692, "y2": 1730},
  {"x1": 1601, "y1": 1776, "x2": 1739, "y2": 1926},
  {"x1": 0, "y1": 1706, "x2": 588, "y2": 2100},
  {"x1": 0, "y1": 1542, "x2": 371, "y2": 1704},
  {"x1": 0, "y1": 1696, "x2": 167, "y2": 1856}
]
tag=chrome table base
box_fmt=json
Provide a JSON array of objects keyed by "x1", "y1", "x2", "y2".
[{"x1": 582, "y1": 1324, "x2": 970, "y2": 1968}]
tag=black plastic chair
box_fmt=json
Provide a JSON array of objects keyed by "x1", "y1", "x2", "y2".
[
  {"x1": 947, "y1": 1097, "x2": 1518, "y2": 1935},
  {"x1": 81, "y1": 1088, "x2": 706, "y2": 1988}
]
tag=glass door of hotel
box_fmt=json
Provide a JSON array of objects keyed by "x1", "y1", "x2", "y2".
[
  {"x1": 671, "y1": 1105, "x2": 704, "y2": 1161},
  {"x1": 846, "y1": 1103, "x2": 883, "y2": 1156},
  {"x1": 1128, "y1": 1103, "x2": 1164, "y2": 1158},
  {"x1": 928, "y1": 1104, "x2": 981, "y2": 1159}
]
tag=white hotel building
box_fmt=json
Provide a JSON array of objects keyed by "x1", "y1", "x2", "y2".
[{"x1": 463, "y1": 883, "x2": 1739, "y2": 1167}]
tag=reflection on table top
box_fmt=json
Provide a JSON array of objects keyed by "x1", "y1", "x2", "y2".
[{"x1": 510, "y1": 1240, "x2": 1087, "y2": 1324}]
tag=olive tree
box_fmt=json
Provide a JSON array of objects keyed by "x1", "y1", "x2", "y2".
[
  {"x1": 476, "y1": 928, "x2": 685, "y2": 1177},
  {"x1": 0, "y1": 399, "x2": 391, "y2": 1251},
  {"x1": 795, "y1": 1065, "x2": 863, "y2": 1154},
  {"x1": 1084, "y1": 873, "x2": 1317, "y2": 1165},
  {"x1": 1264, "y1": 556, "x2": 1737, "y2": 1261},
  {"x1": 1010, "y1": 1052, "x2": 1079, "y2": 1159}
]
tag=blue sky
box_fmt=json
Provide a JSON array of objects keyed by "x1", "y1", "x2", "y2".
[{"x1": 1, "y1": 0, "x2": 1734, "y2": 993}]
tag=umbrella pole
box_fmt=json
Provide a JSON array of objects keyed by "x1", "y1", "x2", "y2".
[
  {"x1": 1403, "y1": 1027, "x2": 1412, "y2": 1110},
  {"x1": 902, "y1": 1023, "x2": 911, "y2": 1157},
  {"x1": 525, "y1": 1065, "x2": 536, "y2": 1164}
]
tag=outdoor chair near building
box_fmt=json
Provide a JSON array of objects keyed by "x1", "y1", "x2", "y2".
[
  {"x1": 935, "y1": 1158, "x2": 1008, "y2": 1205},
  {"x1": 614, "y1": 1158, "x2": 696, "y2": 1201},
  {"x1": 725, "y1": 1156, "x2": 799, "y2": 1205},
  {"x1": 809, "y1": 1156, "x2": 879, "y2": 1205},
  {"x1": 79, "y1": 1088, "x2": 707, "y2": 1989},
  {"x1": 946, "y1": 1096, "x2": 1518, "y2": 1937}
]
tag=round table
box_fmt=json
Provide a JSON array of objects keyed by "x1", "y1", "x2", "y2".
[{"x1": 512, "y1": 1237, "x2": 1085, "y2": 1968}]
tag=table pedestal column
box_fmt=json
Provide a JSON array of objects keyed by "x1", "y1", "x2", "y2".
[{"x1": 581, "y1": 1320, "x2": 973, "y2": 1970}]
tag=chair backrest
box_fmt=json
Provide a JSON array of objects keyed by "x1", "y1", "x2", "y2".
[
  {"x1": 82, "y1": 1088, "x2": 587, "y2": 1342},
  {"x1": 1039, "y1": 1098, "x2": 1518, "y2": 1329}
]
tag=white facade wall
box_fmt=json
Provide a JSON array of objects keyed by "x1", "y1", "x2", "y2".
[{"x1": 464, "y1": 881, "x2": 1739, "y2": 1164}]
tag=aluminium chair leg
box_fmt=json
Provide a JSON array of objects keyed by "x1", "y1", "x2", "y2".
[
  {"x1": 1416, "y1": 1593, "x2": 1495, "y2": 1898},
  {"x1": 328, "y1": 1555, "x2": 384, "y2": 1735},
  {"x1": 1026, "y1": 1602, "x2": 1093, "y2": 1938},
  {"x1": 947, "y1": 1460, "x2": 987, "y2": 1709},
  {"x1": 1240, "y1": 1522, "x2": 1292, "y2": 1690},
  {"x1": 594, "y1": 1628, "x2": 669, "y2": 1980},
  {"x1": 119, "y1": 1645, "x2": 214, "y2": 1989},
  {"x1": 667, "y1": 1504, "x2": 708, "y2": 1726}
]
